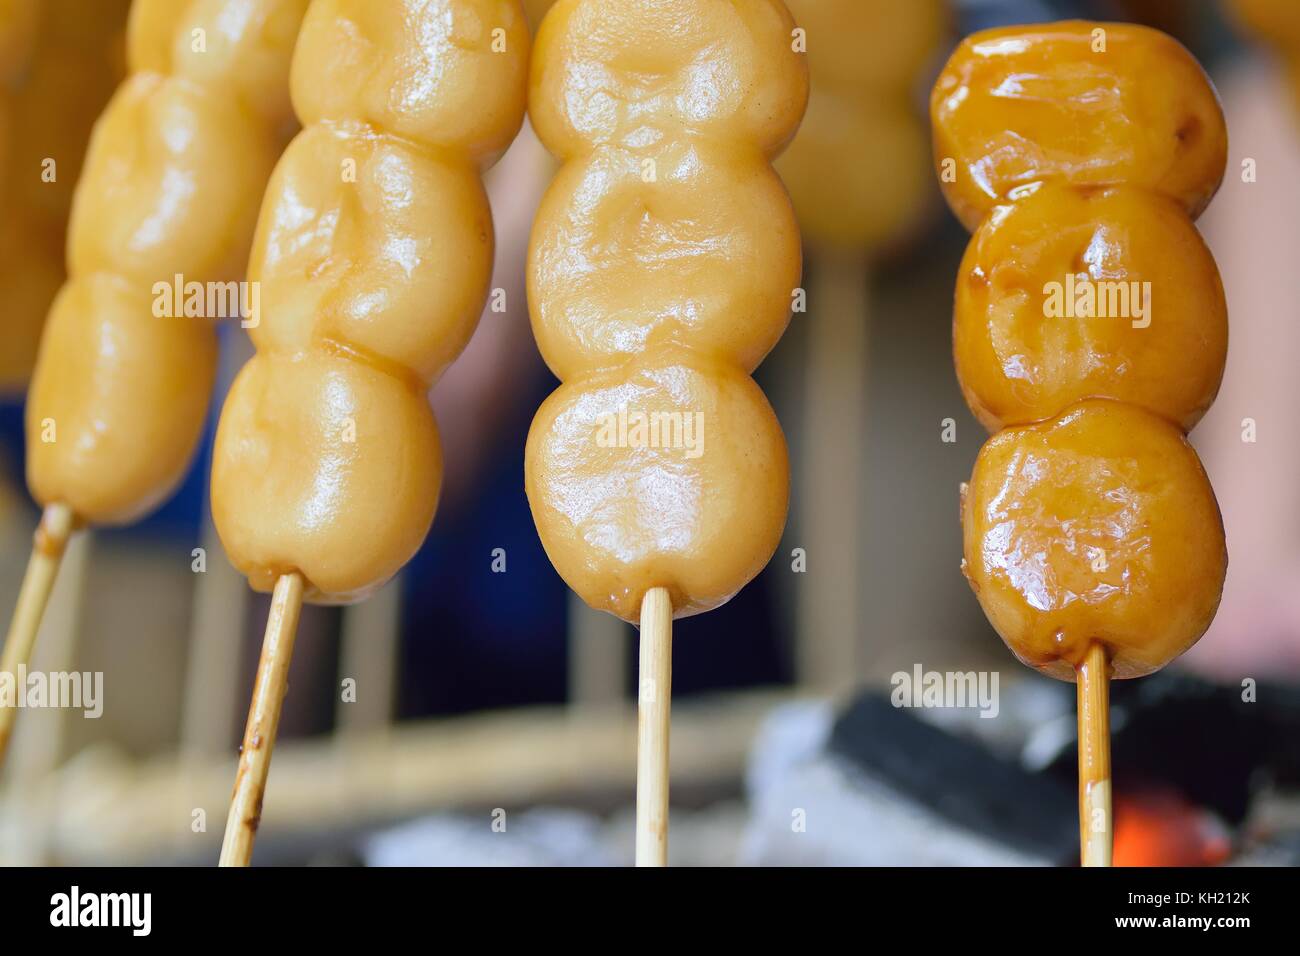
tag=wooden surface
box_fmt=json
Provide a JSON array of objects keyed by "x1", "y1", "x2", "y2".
[{"x1": 0, "y1": 687, "x2": 787, "y2": 865}]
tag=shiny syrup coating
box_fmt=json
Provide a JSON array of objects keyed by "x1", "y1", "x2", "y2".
[
  {"x1": 961, "y1": 400, "x2": 1226, "y2": 680},
  {"x1": 529, "y1": 136, "x2": 802, "y2": 380},
  {"x1": 938, "y1": 21, "x2": 1230, "y2": 681},
  {"x1": 776, "y1": 0, "x2": 944, "y2": 251},
  {"x1": 932, "y1": 21, "x2": 1227, "y2": 233},
  {"x1": 528, "y1": 0, "x2": 806, "y2": 160},
  {"x1": 525, "y1": 0, "x2": 807, "y2": 622},
  {"x1": 211, "y1": 0, "x2": 528, "y2": 604},
  {"x1": 954, "y1": 183, "x2": 1227, "y2": 433},
  {"x1": 527, "y1": 0, "x2": 806, "y2": 380},
  {"x1": 526, "y1": 350, "x2": 789, "y2": 619},
  {"x1": 25, "y1": 0, "x2": 308, "y2": 525}
]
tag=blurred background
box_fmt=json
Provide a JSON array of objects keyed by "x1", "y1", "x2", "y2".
[{"x1": 1, "y1": 0, "x2": 1298, "y2": 866}]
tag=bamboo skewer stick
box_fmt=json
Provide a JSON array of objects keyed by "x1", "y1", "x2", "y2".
[
  {"x1": 635, "y1": 586, "x2": 672, "y2": 867},
  {"x1": 1076, "y1": 641, "x2": 1112, "y2": 867},
  {"x1": 0, "y1": 501, "x2": 74, "y2": 770},
  {"x1": 796, "y1": 254, "x2": 867, "y2": 692},
  {"x1": 219, "y1": 571, "x2": 304, "y2": 867}
]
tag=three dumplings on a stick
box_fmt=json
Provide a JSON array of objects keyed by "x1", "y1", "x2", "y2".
[
  {"x1": 933, "y1": 21, "x2": 1230, "y2": 865},
  {"x1": 524, "y1": 0, "x2": 808, "y2": 864},
  {"x1": 212, "y1": 0, "x2": 530, "y2": 864}
]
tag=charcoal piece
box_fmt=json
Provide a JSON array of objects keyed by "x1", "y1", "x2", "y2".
[{"x1": 829, "y1": 694, "x2": 1077, "y2": 863}]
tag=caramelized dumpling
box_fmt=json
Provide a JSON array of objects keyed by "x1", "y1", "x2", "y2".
[
  {"x1": 932, "y1": 21, "x2": 1227, "y2": 232},
  {"x1": 777, "y1": 0, "x2": 944, "y2": 250},
  {"x1": 779, "y1": 94, "x2": 931, "y2": 252},
  {"x1": 961, "y1": 400, "x2": 1226, "y2": 680},
  {"x1": 526, "y1": 352, "x2": 789, "y2": 622},
  {"x1": 528, "y1": 0, "x2": 806, "y2": 159},
  {"x1": 954, "y1": 183, "x2": 1227, "y2": 433},
  {"x1": 528, "y1": 137, "x2": 802, "y2": 380},
  {"x1": 212, "y1": 352, "x2": 441, "y2": 603},
  {"x1": 25, "y1": 0, "x2": 308, "y2": 525},
  {"x1": 247, "y1": 122, "x2": 494, "y2": 384},
  {"x1": 291, "y1": 0, "x2": 528, "y2": 166},
  {"x1": 67, "y1": 73, "x2": 274, "y2": 284},
  {"x1": 211, "y1": 0, "x2": 528, "y2": 603},
  {"x1": 525, "y1": 0, "x2": 806, "y2": 621},
  {"x1": 27, "y1": 275, "x2": 216, "y2": 524}
]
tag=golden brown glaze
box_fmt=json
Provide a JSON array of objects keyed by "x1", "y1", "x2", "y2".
[
  {"x1": 129, "y1": 0, "x2": 305, "y2": 129},
  {"x1": 777, "y1": 0, "x2": 944, "y2": 251},
  {"x1": 68, "y1": 73, "x2": 273, "y2": 284},
  {"x1": 24, "y1": 0, "x2": 308, "y2": 525},
  {"x1": 954, "y1": 183, "x2": 1227, "y2": 433},
  {"x1": 213, "y1": 352, "x2": 442, "y2": 603},
  {"x1": 526, "y1": 350, "x2": 789, "y2": 621},
  {"x1": 247, "y1": 122, "x2": 495, "y2": 385},
  {"x1": 932, "y1": 21, "x2": 1227, "y2": 233},
  {"x1": 525, "y1": 0, "x2": 806, "y2": 622},
  {"x1": 529, "y1": 137, "x2": 802, "y2": 380},
  {"x1": 961, "y1": 400, "x2": 1226, "y2": 680},
  {"x1": 937, "y1": 21, "x2": 1229, "y2": 682},
  {"x1": 28, "y1": 275, "x2": 216, "y2": 524},
  {"x1": 529, "y1": 0, "x2": 806, "y2": 161},
  {"x1": 292, "y1": 0, "x2": 528, "y2": 167},
  {"x1": 211, "y1": 0, "x2": 529, "y2": 604}
]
